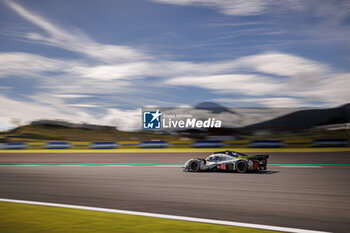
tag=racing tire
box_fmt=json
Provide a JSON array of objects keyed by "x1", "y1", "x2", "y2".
[
  {"x1": 189, "y1": 160, "x2": 200, "y2": 172},
  {"x1": 236, "y1": 160, "x2": 248, "y2": 173}
]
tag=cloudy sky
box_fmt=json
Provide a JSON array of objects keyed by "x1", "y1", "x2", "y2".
[{"x1": 0, "y1": 0, "x2": 349, "y2": 130}]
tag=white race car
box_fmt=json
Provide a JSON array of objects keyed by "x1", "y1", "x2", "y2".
[{"x1": 183, "y1": 150, "x2": 268, "y2": 173}]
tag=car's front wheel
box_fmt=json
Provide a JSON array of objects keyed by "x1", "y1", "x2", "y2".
[
  {"x1": 189, "y1": 160, "x2": 200, "y2": 172},
  {"x1": 236, "y1": 160, "x2": 248, "y2": 173}
]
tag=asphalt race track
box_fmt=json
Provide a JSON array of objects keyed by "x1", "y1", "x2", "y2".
[{"x1": 1, "y1": 152, "x2": 350, "y2": 233}]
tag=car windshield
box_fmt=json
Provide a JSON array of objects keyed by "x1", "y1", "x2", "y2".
[
  {"x1": 206, "y1": 155, "x2": 219, "y2": 162},
  {"x1": 206, "y1": 155, "x2": 232, "y2": 162},
  {"x1": 214, "y1": 151, "x2": 245, "y2": 157}
]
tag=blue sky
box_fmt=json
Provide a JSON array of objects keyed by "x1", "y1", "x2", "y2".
[{"x1": 0, "y1": 0, "x2": 349, "y2": 130}]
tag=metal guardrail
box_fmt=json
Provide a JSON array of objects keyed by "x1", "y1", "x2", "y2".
[
  {"x1": 0, "y1": 143, "x2": 28, "y2": 149},
  {"x1": 0, "y1": 139, "x2": 348, "y2": 149},
  {"x1": 314, "y1": 139, "x2": 348, "y2": 147},
  {"x1": 140, "y1": 141, "x2": 168, "y2": 148},
  {"x1": 193, "y1": 140, "x2": 223, "y2": 148},
  {"x1": 250, "y1": 140, "x2": 284, "y2": 148},
  {"x1": 91, "y1": 142, "x2": 119, "y2": 149},
  {"x1": 45, "y1": 142, "x2": 71, "y2": 149}
]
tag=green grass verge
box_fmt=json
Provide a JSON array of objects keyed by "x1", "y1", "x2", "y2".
[
  {"x1": 0, "y1": 202, "x2": 275, "y2": 233},
  {"x1": 1, "y1": 147, "x2": 350, "y2": 153}
]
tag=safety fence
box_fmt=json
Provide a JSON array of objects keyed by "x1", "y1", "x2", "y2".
[{"x1": 0, "y1": 139, "x2": 349, "y2": 149}]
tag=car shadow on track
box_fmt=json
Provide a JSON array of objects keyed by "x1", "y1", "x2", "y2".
[
  {"x1": 188, "y1": 170, "x2": 279, "y2": 175},
  {"x1": 245, "y1": 170, "x2": 279, "y2": 175}
]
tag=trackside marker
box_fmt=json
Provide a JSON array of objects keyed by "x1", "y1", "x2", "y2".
[{"x1": 0, "y1": 198, "x2": 330, "y2": 233}]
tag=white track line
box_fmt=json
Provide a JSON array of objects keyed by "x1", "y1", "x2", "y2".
[
  {"x1": 0, "y1": 198, "x2": 329, "y2": 233},
  {"x1": 274, "y1": 166, "x2": 323, "y2": 168},
  {"x1": 0, "y1": 164, "x2": 327, "y2": 168}
]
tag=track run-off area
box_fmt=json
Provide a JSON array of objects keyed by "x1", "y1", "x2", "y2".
[{"x1": 1, "y1": 150, "x2": 350, "y2": 233}]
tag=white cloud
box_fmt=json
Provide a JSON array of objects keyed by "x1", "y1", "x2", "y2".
[
  {"x1": 5, "y1": 0, "x2": 147, "y2": 64},
  {"x1": 151, "y1": 0, "x2": 275, "y2": 16},
  {"x1": 215, "y1": 97, "x2": 305, "y2": 108},
  {"x1": 299, "y1": 73, "x2": 350, "y2": 105},
  {"x1": 0, "y1": 94, "x2": 82, "y2": 130},
  {"x1": 234, "y1": 52, "x2": 330, "y2": 78},
  {"x1": 1, "y1": 0, "x2": 349, "y2": 131},
  {"x1": 102, "y1": 108, "x2": 141, "y2": 131},
  {"x1": 69, "y1": 62, "x2": 154, "y2": 80},
  {"x1": 151, "y1": 0, "x2": 350, "y2": 49},
  {"x1": 165, "y1": 74, "x2": 284, "y2": 95},
  {"x1": 151, "y1": 0, "x2": 350, "y2": 21},
  {"x1": 165, "y1": 52, "x2": 350, "y2": 106},
  {"x1": 66, "y1": 104, "x2": 98, "y2": 108},
  {"x1": 0, "y1": 94, "x2": 141, "y2": 131},
  {"x1": 53, "y1": 94, "x2": 92, "y2": 98},
  {"x1": 0, "y1": 52, "x2": 68, "y2": 78}
]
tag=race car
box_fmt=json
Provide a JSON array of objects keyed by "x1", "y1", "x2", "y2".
[{"x1": 183, "y1": 150, "x2": 269, "y2": 173}]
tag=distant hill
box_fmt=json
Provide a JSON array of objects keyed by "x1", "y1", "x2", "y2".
[
  {"x1": 240, "y1": 103, "x2": 350, "y2": 132},
  {"x1": 31, "y1": 120, "x2": 116, "y2": 131},
  {"x1": 0, "y1": 122, "x2": 181, "y2": 142},
  {"x1": 195, "y1": 102, "x2": 236, "y2": 114}
]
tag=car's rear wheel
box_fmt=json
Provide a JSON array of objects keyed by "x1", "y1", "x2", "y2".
[
  {"x1": 236, "y1": 160, "x2": 248, "y2": 173},
  {"x1": 189, "y1": 160, "x2": 200, "y2": 172}
]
